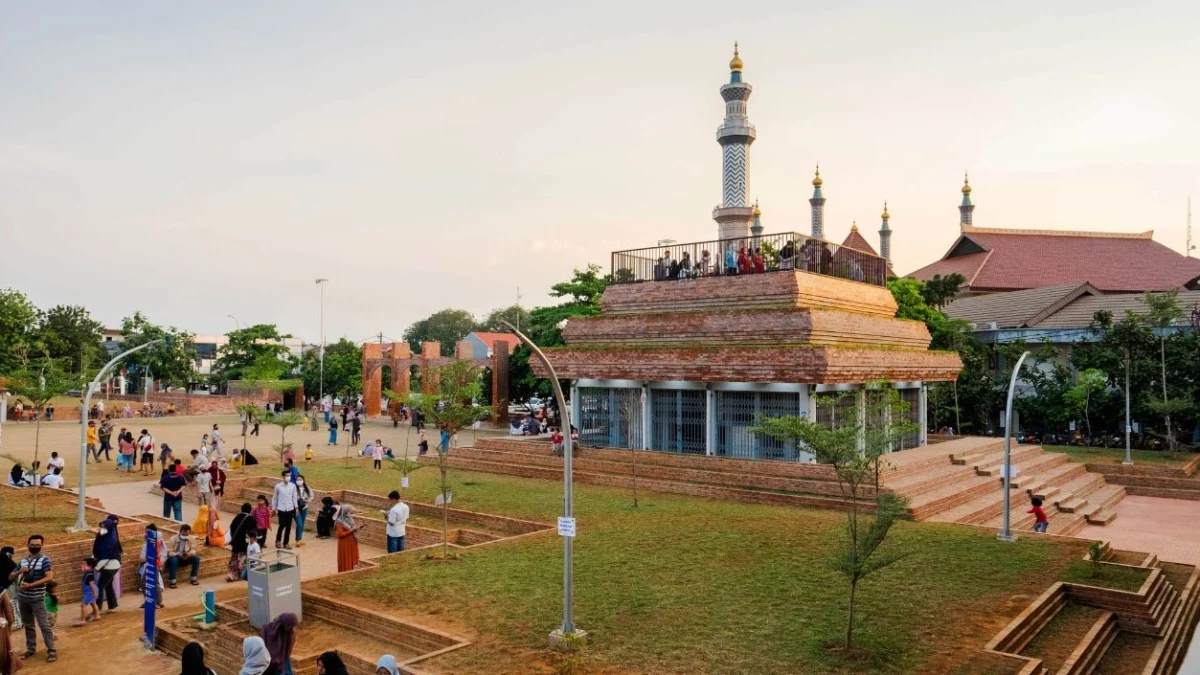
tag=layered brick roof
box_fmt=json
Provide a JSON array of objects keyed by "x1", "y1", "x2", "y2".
[{"x1": 909, "y1": 226, "x2": 1200, "y2": 293}]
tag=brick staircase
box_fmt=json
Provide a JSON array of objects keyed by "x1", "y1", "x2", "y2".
[
  {"x1": 975, "y1": 550, "x2": 1200, "y2": 675},
  {"x1": 428, "y1": 437, "x2": 876, "y2": 510},
  {"x1": 881, "y1": 437, "x2": 1125, "y2": 535}
]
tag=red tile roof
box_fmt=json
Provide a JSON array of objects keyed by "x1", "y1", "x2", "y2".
[
  {"x1": 841, "y1": 228, "x2": 879, "y2": 256},
  {"x1": 468, "y1": 332, "x2": 521, "y2": 349},
  {"x1": 909, "y1": 226, "x2": 1200, "y2": 292}
]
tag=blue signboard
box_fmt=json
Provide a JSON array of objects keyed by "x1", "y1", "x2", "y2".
[{"x1": 143, "y1": 529, "x2": 158, "y2": 647}]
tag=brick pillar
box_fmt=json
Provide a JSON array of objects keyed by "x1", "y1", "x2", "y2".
[
  {"x1": 491, "y1": 340, "x2": 509, "y2": 424},
  {"x1": 455, "y1": 340, "x2": 474, "y2": 360},
  {"x1": 362, "y1": 343, "x2": 382, "y2": 417},
  {"x1": 420, "y1": 342, "x2": 440, "y2": 394},
  {"x1": 390, "y1": 343, "x2": 411, "y2": 398}
]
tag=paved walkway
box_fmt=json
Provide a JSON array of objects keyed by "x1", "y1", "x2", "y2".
[{"x1": 1077, "y1": 494, "x2": 1200, "y2": 565}]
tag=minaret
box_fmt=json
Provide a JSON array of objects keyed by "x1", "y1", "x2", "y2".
[
  {"x1": 809, "y1": 165, "x2": 825, "y2": 239},
  {"x1": 959, "y1": 172, "x2": 974, "y2": 228},
  {"x1": 712, "y1": 43, "x2": 757, "y2": 241},
  {"x1": 750, "y1": 200, "x2": 763, "y2": 238},
  {"x1": 879, "y1": 201, "x2": 892, "y2": 264}
]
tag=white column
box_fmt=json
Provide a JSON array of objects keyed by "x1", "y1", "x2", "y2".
[
  {"x1": 706, "y1": 389, "x2": 717, "y2": 456},
  {"x1": 641, "y1": 384, "x2": 651, "y2": 451},
  {"x1": 919, "y1": 383, "x2": 928, "y2": 446}
]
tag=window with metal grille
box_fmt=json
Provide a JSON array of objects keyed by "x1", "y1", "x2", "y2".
[
  {"x1": 715, "y1": 390, "x2": 802, "y2": 460},
  {"x1": 815, "y1": 390, "x2": 860, "y2": 431},
  {"x1": 894, "y1": 388, "x2": 921, "y2": 450},
  {"x1": 577, "y1": 387, "x2": 642, "y2": 449},
  {"x1": 650, "y1": 389, "x2": 707, "y2": 454}
]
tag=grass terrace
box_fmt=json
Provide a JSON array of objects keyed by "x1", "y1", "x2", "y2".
[
  {"x1": 1041, "y1": 444, "x2": 1198, "y2": 467},
  {"x1": 249, "y1": 459, "x2": 1096, "y2": 674},
  {"x1": 0, "y1": 488, "x2": 89, "y2": 547}
]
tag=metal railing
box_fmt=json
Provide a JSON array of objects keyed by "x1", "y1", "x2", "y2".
[{"x1": 611, "y1": 231, "x2": 887, "y2": 286}]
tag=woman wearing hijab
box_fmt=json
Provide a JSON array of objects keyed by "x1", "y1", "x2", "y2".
[
  {"x1": 375, "y1": 655, "x2": 400, "y2": 675},
  {"x1": 92, "y1": 514, "x2": 123, "y2": 612},
  {"x1": 181, "y1": 641, "x2": 217, "y2": 675},
  {"x1": 335, "y1": 505, "x2": 361, "y2": 572},
  {"x1": 191, "y1": 505, "x2": 210, "y2": 540},
  {"x1": 0, "y1": 581, "x2": 16, "y2": 675},
  {"x1": 260, "y1": 612, "x2": 298, "y2": 675},
  {"x1": 724, "y1": 243, "x2": 737, "y2": 275},
  {"x1": 227, "y1": 503, "x2": 255, "y2": 582},
  {"x1": 240, "y1": 636, "x2": 278, "y2": 675},
  {"x1": 316, "y1": 652, "x2": 349, "y2": 675},
  {"x1": 7, "y1": 463, "x2": 27, "y2": 488}
]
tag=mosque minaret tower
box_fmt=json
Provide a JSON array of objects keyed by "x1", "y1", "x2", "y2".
[{"x1": 712, "y1": 43, "x2": 757, "y2": 240}]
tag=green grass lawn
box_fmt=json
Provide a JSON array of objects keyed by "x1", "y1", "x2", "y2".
[
  {"x1": 0, "y1": 490, "x2": 89, "y2": 548},
  {"x1": 263, "y1": 460, "x2": 1088, "y2": 675},
  {"x1": 1041, "y1": 444, "x2": 1198, "y2": 467}
]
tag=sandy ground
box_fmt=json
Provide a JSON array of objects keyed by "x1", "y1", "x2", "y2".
[{"x1": 0, "y1": 411, "x2": 506, "y2": 489}]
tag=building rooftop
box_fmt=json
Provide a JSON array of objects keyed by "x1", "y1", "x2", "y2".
[
  {"x1": 943, "y1": 282, "x2": 1200, "y2": 330},
  {"x1": 909, "y1": 225, "x2": 1200, "y2": 293}
]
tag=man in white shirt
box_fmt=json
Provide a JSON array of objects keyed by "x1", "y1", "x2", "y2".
[
  {"x1": 41, "y1": 467, "x2": 65, "y2": 490},
  {"x1": 383, "y1": 490, "x2": 409, "y2": 553},
  {"x1": 271, "y1": 471, "x2": 299, "y2": 549},
  {"x1": 47, "y1": 452, "x2": 66, "y2": 473}
]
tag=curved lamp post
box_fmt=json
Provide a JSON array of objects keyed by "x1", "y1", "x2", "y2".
[
  {"x1": 73, "y1": 339, "x2": 164, "y2": 531},
  {"x1": 998, "y1": 350, "x2": 1031, "y2": 543},
  {"x1": 499, "y1": 320, "x2": 585, "y2": 647}
]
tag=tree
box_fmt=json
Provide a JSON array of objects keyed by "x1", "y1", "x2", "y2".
[
  {"x1": 389, "y1": 360, "x2": 488, "y2": 560},
  {"x1": 479, "y1": 305, "x2": 531, "y2": 333},
  {"x1": 119, "y1": 312, "x2": 197, "y2": 389},
  {"x1": 0, "y1": 288, "x2": 39, "y2": 376},
  {"x1": 212, "y1": 324, "x2": 294, "y2": 388},
  {"x1": 753, "y1": 388, "x2": 915, "y2": 649},
  {"x1": 402, "y1": 309, "x2": 479, "y2": 357},
  {"x1": 921, "y1": 273, "x2": 965, "y2": 309},
  {"x1": 1064, "y1": 368, "x2": 1108, "y2": 439},
  {"x1": 35, "y1": 305, "x2": 105, "y2": 375},
  {"x1": 298, "y1": 338, "x2": 362, "y2": 400},
  {"x1": 5, "y1": 357, "x2": 82, "y2": 517},
  {"x1": 1142, "y1": 291, "x2": 1189, "y2": 450},
  {"x1": 1073, "y1": 309, "x2": 1159, "y2": 445}
]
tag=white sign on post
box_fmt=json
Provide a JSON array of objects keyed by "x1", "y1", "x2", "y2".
[
  {"x1": 557, "y1": 517, "x2": 577, "y2": 538},
  {"x1": 401, "y1": 476, "x2": 409, "y2": 488},
  {"x1": 435, "y1": 492, "x2": 452, "y2": 506},
  {"x1": 1000, "y1": 464, "x2": 1019, "y2": 480}
]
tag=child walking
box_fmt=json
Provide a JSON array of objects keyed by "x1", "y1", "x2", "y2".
[
  {"x1": 44, "y1": 580, "x2": 61, "y2": 631},
  {"x1": 73, "y1": 557, "x2": 102, "y2": 626},
  {"x1": 252, "y1": 495, "x2": 272, "y2": 547},
  {"x1": 1028, "y1": 495, "x2": 1049, "y2": 533},
  {"x1": 243, "y1": 532, "x2": 262, "y2": 580}
]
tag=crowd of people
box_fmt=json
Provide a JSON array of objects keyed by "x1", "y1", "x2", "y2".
[
  {"x1": 641, "y1": 239, "x2": 886, "y2": 285},
  {"x1": 176, "y1": 629, "x2": 406, "y2": 675}
]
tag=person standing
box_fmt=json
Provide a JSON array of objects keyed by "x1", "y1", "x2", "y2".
[
  {"x1": 86, "y1": 421, "x2": 99, "y2": 463},
  {"x1": 98, "y1": 419, "x2": 114, "y2": 461},
  {"x1": 294, "y1": 476, "x2": 312, "y2": 549},
  {"x1": 350, "y1": 414, "x2": 361, "y2": 447},
  {"x1": 271, "y1": 472, "x2": 299, "y2": 550},
  {"x1": 322, "y1": 397, "x2": 332, "y2": 425},
  {"x1": 335, "y1": 506, "x2": 361, "y2": 572},
  {"x1": 180, "y1": 641, "x2": 218, "y2": 675},
  {"x1": 240, "y1": 636, "x2": 277, "y2": 675},
  {"x1": 210, "y1": 424, "x2": 222, "y2": 458},
  {"x1": 9, "y1": 535, "x2": 56, "y2": 663},
  {"x1": 138, "y1": 429, "x2": 155, "y2": 476},
  {"x1": 260, "y1": 612, "x2": 298, "y2": 675},
  {"x1": 0, "y1": 547, "x2": 21, "y2": 632},
  {"x1": 159, "y1": 466, "x2": 187, "y2": 521},
  {"x1": 371, "y1": 442, "x2": 383, "y2": 473},
  {"x1": 195, "y1": 465, "x2": 212, "y2": 508},
  {"x1": 91, "y1": 515, "x2": 122, "y2": 613},
  {"x1": 383, "y1": 491, "x2": 408, "y2": 554},
  {"x1": 0, "y1": 584, "x2": 17, "y2": 674},
  {"x1": 226, "y1": 503, "x2": 255, "y2": 582},
  {"x1": 252, "y1": 497, "x2": 271, "y2": 548}
]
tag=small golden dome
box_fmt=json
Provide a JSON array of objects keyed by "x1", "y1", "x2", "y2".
[
  {"x1": 729, "y1": 42, "x2": 743, "y2": 71},
  {"x1": 752, "y1": 200, "x2": 761, "y2": 217},
  {"x1": 850, "y1": 220, "x2": 858, "y2": 232},
  {"x1": 962, "y1": 172, "x2": 972, "y2": 194},
  {"x1": 812, "y1": 164, "x2": 823, "y2": 187},
  {"x1": 881, "y1": 202, "x2": 890, "y2": 220}
]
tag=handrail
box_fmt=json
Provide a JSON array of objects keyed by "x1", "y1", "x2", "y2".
[{"x1": 611, "y1": 231, "x2": 887, "y2": 286}]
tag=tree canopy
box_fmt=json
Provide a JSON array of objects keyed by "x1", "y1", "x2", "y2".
[
  {"x1": 298, "y1": 338, "x2": 362, "y2": 399},
  {"x1": 212, "y1": 324, "x2": 295, "y2": 386},
  {"x1": 119, "y1": 311, "x2": 198, "y2": 389},
  {"x1": 36, "y1": 304, "x2": 106, "y2": 375},
  {"x1": 403, "y1": 308, "x2": 479, "y2": 357},
  {"x1": 479, "y1": 305, "x2": 532, "y2": 333},
  {"x1": 0, "y1": 288, "x2": 41, "y2": 375}
]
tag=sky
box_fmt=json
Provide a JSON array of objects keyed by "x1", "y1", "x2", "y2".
[{"x1": 3, "y1": 1, "x2": 1199, "y2": 344}]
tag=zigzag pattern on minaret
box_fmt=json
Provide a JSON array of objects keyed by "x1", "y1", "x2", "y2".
[{"x1": 722, "y1": 144, "x2": 749, "y2": 207}]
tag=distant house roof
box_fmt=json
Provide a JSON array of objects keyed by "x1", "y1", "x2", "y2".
[
  {"x1": 838, "y1": 227, "x2": 896, "y2": 278},
  {"x1": 466, "y1": 332, "x2": 520, "y2": 350},
  {"x1": 944, "y1": 283, "x2": 1200, "y2": 331},
  {"x1": 909, "y1": 225, "x2": 1200, "y2": 293}
]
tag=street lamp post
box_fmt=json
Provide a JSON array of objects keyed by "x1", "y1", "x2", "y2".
[
  {"x1": 74, "y1": 339, "x2": 164, "y2": 531},
  {"x1": 227, "y1": 314, "x2": 242, "y2": 330},
  {"x1": 315, "y1": 278, "x2": 329, "y2": 403},
  {"x1": 500, "y1": 320, "x2": 585, "y2": 647},
  {"x1": 998, "y1": 350, "x2": 1031, "y2": 543}
]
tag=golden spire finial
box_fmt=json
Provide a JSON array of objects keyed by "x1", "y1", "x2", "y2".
[
  {"x1": 962, "y1": 171, "x2": 972, "y2": 195},
  {"x1": 752, "y1": 198, "x2": 761, "y2": 217},
  {"x1": 729, "y1": 42, "x2": 744, "y2": 72},
  {"x1": 812, "y1": 163, "x2": 823, "y2": 188},
  {"x1": 851, "y1": 220, "x2": 858, "y2": 232},
  {"x1": 881, "y1": 201, "x2": 890, "y2": 220}
]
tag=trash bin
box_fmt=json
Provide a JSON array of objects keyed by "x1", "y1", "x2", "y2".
[{"x1": 247, "y1": 549, "x2": 302, "y2": 628}]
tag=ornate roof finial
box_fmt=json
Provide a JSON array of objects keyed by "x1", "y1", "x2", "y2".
[
  {"x1": 729, "y1": 42, "x2": 744, "y2": 72},
  {"x1": 881, "y1": 201, "x2": 890, "y2": 221},
  {"x1": 752, "y1": 198, "x2": 761, "y2": 217},
  {"x1": 851, "y1": 220, "x2": 858, "y2": 232},
  {"x1": 812, "y1": 163, "x2": 823, "y2": 188},
  {"x1": 962, "y1": 171, "x2": 972, "y2": 195}
]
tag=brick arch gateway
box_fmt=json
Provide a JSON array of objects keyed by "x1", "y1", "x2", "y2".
[{"x1": 360, "y1": 339, "x2": 509, "y2": 423}]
